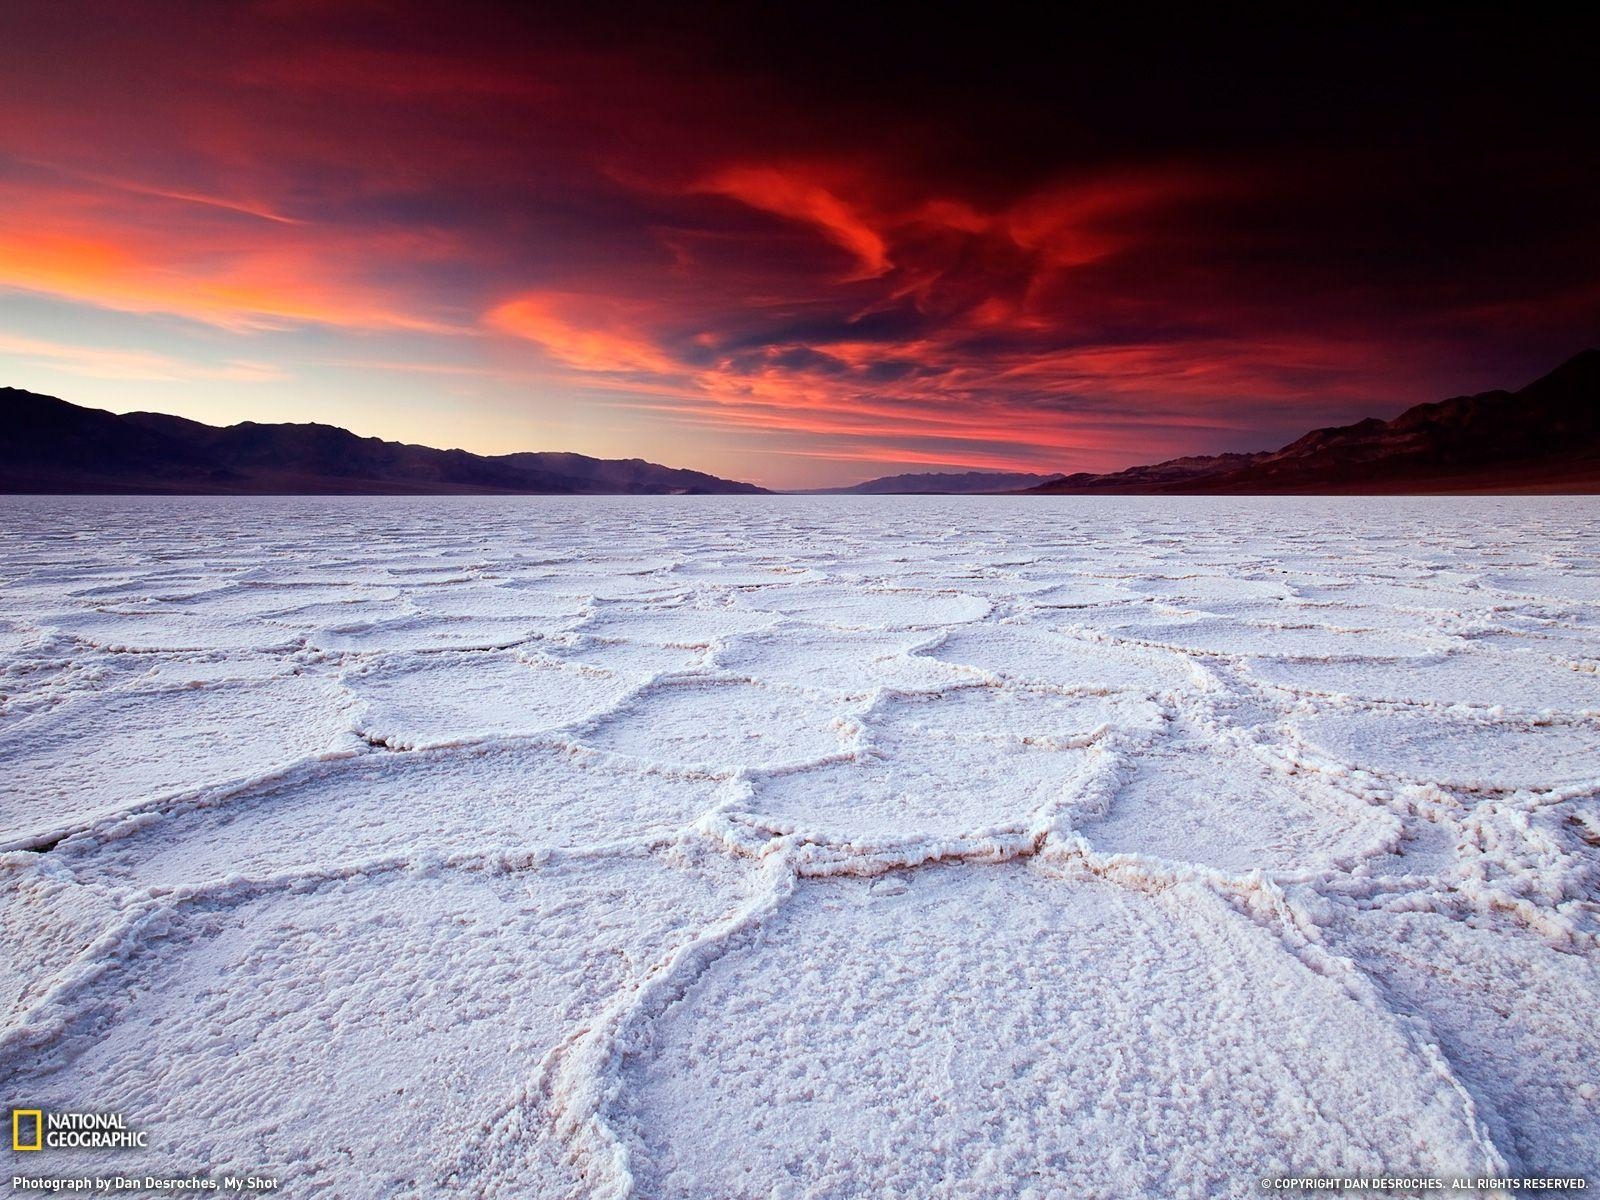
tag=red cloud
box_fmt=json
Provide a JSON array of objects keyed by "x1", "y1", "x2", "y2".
[
  {"x1": 1, "y1": 5, "x2": 1584, "y2": 486},
  {"x1": 697, "y1": 165, "x2": 892, "y2": 280},
  {"x1": 488, "y1": 293, "x2": 678, "y2": 375},
  {"x1": 0, "y1": 178, "x2": 463, "y2": 333}
]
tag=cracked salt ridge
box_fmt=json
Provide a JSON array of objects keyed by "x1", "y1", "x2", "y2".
[
  {"x1": 599, "y1": 856, "x2": 1507, "y2": 1200},
  {"x1": 43, "y1": 608, "x2": 306, "y2": 654},
  {"x1": 0, "y1": 853, "x2": 124, "y2": 1039},
  {"x1": 1, "y1": 846, "x2": 767, "y2": 1197},
  {"x1": 304, "y1": 611, "x2": 583, "y2": 654},
  {"x1": 1322, "y1": 906, "x2": 1600, "y2": 1179},
  {"x1": 3, "y1": 495, "x2": 1600, "y2": 1194},
  {"x1": 1288, "y1": 706, "x2": 1600, "y2": 793},
  {"x1": 578, "y1": 676, "x2": 865, "y2": 772},
  {"x1": 1103, "y1": 614, "x2": 1451, "y2": 659},
  {"x1": 347, "y1": 650, "x2": 640, "y2": 750},
  {"x1": 735, "y1": 585, "x2": 992, "y2": 630},
  {"x1": 1248, "y1": 650, "x2": 1600, "y2": 717},
  {"x1": 49, "y1": 742, "x2": 738, "y2": 890},
  {"x1": 0, "y1": 675, "x2": 362, "y2": 850},
  {"x1": 1315, "y1": 789, "x2": 1600, "y2": 949},
  {"x1": 708, "y1": 627, "x2": 964, "y2": 695},
  {"x1": 718, "y1": 684, "x2": 1160, "y2": 854},
  {"x1": 1481, "y1": 572, "x2": 1600, "y2": 605},
  {"x1": 1068, "y1": 736, "x2": 1402, "y2": 878},
  {"x1": 577, "y1": 603, "x2": 784, "y2": 647},
  {"x1": 920, "y1": 623, "x2": 1207, "y2": 693}
]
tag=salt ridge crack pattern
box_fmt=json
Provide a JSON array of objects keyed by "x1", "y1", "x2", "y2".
[{"x1": 1, "y1": 495, "x2": 1597, "y2": 1199}]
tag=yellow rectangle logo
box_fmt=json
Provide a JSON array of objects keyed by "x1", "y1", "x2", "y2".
[{"x1": 12, "y1": 1108, "x2": 43, "y2": 1151}]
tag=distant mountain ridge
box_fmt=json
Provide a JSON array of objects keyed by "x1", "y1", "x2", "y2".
[
  {"x1": 0, "y1": 389, "x2": 767, "y2": 495},
  {"x1": 829, "y1": 470, "x2": 1066, "y2": 494},
  {"x1": 6, "y1": 352, "x2": 1596, "y2": 497},
  {"x1": 1028, "y1": 350, "x2": 1600, "y2": 494}
]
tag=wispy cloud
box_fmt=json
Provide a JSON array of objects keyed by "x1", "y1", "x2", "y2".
[{"x1": 0, "y1": 332, "x2": 285, "y2": 382}]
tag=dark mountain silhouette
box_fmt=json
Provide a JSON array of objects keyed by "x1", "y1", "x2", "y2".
[
  {"x1": 1028, "y1": 350, "x2": 1600, "y2": 494},
  {"x1": 7, "y1": 352, "x2": 1595, "y2": 496},
  {"x1": 0, "y1": 389, "x2": 767, "y2": 495},
  {"x1": 825, "y1": 470, "x2": 1065, "y2": 494}
]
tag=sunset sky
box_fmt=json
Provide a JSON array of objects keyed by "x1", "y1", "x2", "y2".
[{"x1": 0, "y1": 4, "x2": 1595, "y2": 488}]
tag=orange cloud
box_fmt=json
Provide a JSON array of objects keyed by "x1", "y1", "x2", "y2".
[
  {"x1": 1000, "y1": 172, "x2": 1223, "y2": 278},
  {"x1": 698, "y1": 165, "x2": 891, "y2": 279},
  {"x1": 14, "y1": 160, "x2": 303, "y2": 226},
  {"x1": 487, "y1": 293, "x2": 679, "y2": 374},
  {"x1": 0, "y1": 192, "x2": 461, "y2": 333}
]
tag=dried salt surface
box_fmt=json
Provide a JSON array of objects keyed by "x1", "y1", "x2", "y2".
[
  {"x1": 0, "y1": 853, "x2": 123, "y2": 1038},
  {"x1": 167, "y1": 582, "x2": 407, "y2": 618},
  {"x1": 737, "y1": 744, "x2": 1097, "y2": 845},
  {"x1": 1291, "y1": 708, "x2": 1600, "y2": 792},
  {"x1": 1481, "y1": 571, "x2": 1600, "y2": 605},
  {"x1": 1108, "y1": 614, "x2": 1447, "y2": 658},
  {"x1": 578, "y1": 602, "x2": 780, "y2": 646},
  {"x1": 303, "y1": 613, "x2": 562, "y2": 653},
  {"x1": 924, "y1": 623, "x2": 1200, "y2": 693},
  {"x1": 578, "y1": 677, "x2": 859, "y2": 771},
  {"x1": 53, "y1": 744, "x2": 731, "y2": 889},
  {"x1": 744, "y1": 584, "x2": 991, "y2": 629},
  {"x1": 0, "y1": 494, "x2": 1597, "y2": 1197},
  {"x1": 405, "y1": 582, "x2": 591, "y2": 622},
  {"x1": 349, "y1": 651, "x2": 636, "y2": 749},
  {"x1": 612, "y1": 862, "x2": 1503, "y2": 1200},
  {"x1": 1323, "y1": 907, "x2": 1600, "y2": 1180},
  {"x1": 864, "y1": 683, "x2": 1163, "y2": 745},
  {"x1": 710, "y1": 627, "x2": 948, "y2": 694},
  {"x1": 43, "y1": 607, "x2": 303, "y2": 653},
  {"x1": 1247, "y1": 651, "x2": 1600, "y2": 715},
  {"x1": 536, "y1": 634, "x2": 710, "y2": 678},
  {"x1": 0, "y1": 675, "x2": 359, "y2": 847},
  {"x1": 1071, "y1": 739, "x2": 1397, "y2": 876},
  {"x1": 0, "y1": 620, "x2": 44, "y2": 657},
  {"x1": 1, "y1": 851, "x2": 763, "y2": 1197}
]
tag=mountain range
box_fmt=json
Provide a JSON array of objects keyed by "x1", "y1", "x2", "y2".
[
  {"x1": 817, "y1": 470, "x2": 1065, "y2": 494},
  {"x1": 1026, "y1": 350, "x2": 1600, "y2": 494},
  {"x1": 3, "y1": 351, "x2": 1596, "y2": 496},
  {"x1": 0, "y1": 390, "x2": 766, "y2": 494}
]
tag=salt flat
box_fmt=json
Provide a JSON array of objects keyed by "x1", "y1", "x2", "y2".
[{"x1": 2, "y1": 495, "x2": 1597, "y2": 1198}]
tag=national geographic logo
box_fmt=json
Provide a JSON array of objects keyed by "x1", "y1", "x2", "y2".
[
  {"x1": 12, "y1": 1110, "x2": 41, "y2": 1152},
  {"x1": 11, "y1": 1109, "x2": 147, "y2": 1151}
]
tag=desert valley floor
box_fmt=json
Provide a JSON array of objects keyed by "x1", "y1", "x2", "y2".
[{"x1": 1, "y1": 495, "x2": 1597, "y2": 1198}]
